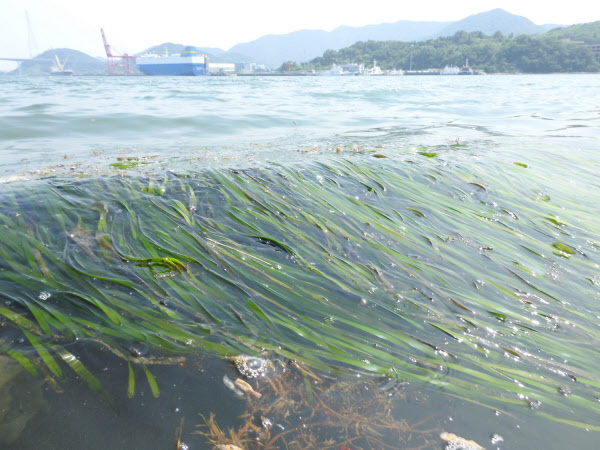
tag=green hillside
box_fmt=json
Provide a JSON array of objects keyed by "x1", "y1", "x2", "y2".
[
  {"x1": 306, "y1": 27, "x2": 600, "y2": 74},
  {"x1": 8, "y1": 48, "x2": 106, "y2": 76},
  {"x1": 232, "y1": 8, "x2": 559, "y2": 68},
  {"x1": 546, "y1": 21, "x2": 600, "y2": 43}
]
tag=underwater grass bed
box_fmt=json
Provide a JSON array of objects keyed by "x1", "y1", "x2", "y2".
[{"x1": 1, "y1": 148, "x2": 600, "y2": 441}]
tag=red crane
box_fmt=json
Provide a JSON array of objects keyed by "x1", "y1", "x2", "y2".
[{"x1": 101, "y1": 28, "x2": 137, "y2": 75}]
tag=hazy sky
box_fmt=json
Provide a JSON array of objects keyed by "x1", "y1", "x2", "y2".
[{"x1": 1, "y1": 0, "x2": 599, "y2": 70}]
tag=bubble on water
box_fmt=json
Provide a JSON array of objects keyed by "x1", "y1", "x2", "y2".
[
  {"x1": 445, "y1": 444, "x2": 480, "y2": 450},
  {"x1": 232, "y1": 355, "x2": 268, "y2": 378},
  {"x1": 261, "y1": 416, "x2": 273, "y2": 429},
  {"x1": 491, "y1": 434, "x2": 504, "y2": 444},
  {"x1": 529, "y1": 400, "x2": 541, "y2": 409},
  {"x1": 38, "y1": 292, "x2": 51, "y2": 300},
  {"x1": 548, "y1": 265, "x2": 560, "y2": 281}
]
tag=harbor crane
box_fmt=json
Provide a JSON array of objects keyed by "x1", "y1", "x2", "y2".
[{"x1": 101, "y1": 29, "x2": 137, "y2": 75}]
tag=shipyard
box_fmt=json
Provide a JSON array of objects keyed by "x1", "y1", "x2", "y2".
[{"x1": 0, "y1": 28, "x2": 488, "y2": 77}]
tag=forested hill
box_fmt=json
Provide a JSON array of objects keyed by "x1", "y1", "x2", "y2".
[
  {"x1": 14, "y1": 48, "x2": 106, "y2": 75},
  {"x1": 306, "y1": 27, "x2": 600, "y2": 74},
  {"x1": 230, "y1": 8, "x2": 559, "y2": 68},
  {"x1": 546, "y1": 22, "x2": 600, "y2": 43}
]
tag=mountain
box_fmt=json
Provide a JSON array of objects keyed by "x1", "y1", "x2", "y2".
[
  {"x1": 229, "y1": 9, "x2": 563, "y2": 68},
  {"x1": 229, "y1": 22, "x2": 447, "y2": 68},
  {"x1": 139, "y1": 43, "x2": 254, "y2": 64},
  {"x1": 3, "y1": 9, "x2": 578, "y2": 75},
  {"x1": 433, "y1": 9, "x2": 559, "y2": 38},
  {"x1": 8, "y1": 48, "x2": 106, "y2": 76},
  {"x1": 139, "y1": 43, "x2": 223, "y2": 57}
]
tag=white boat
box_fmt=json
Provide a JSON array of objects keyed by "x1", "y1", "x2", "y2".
[
  {"x1": 320, "y1": 64, "x2": 345, "y2": 76},
  {"x1": 362, "y1": 59, "x2": 384, "y2": 76},
  {"x1": 340, "y1": 63, "x2": 363, "y2": 75},
  {"x1": 441, "y1": 65, "x2": 460, "y2": 75}
]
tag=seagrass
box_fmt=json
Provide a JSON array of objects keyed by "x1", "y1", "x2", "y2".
[{"x1": 1, "y1": 148, "x2": 600, "y2": 431}]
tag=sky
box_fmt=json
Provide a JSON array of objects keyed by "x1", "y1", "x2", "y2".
[{"x1": 1, "y1": 0, "x2": 599, "y2": 71}]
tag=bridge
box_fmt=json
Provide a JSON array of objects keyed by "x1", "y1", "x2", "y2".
[{"x1": 0, "y1": 57, "x2": 53, "y2": 75}]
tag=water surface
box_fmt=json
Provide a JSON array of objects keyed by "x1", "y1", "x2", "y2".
[{"x1": 1, "y1": 74, "x2": 599, "y2": 450}]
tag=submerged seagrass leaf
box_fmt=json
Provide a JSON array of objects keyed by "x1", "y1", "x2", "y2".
[
  {"x1": 54, "y1": 346, "x2": 102, "y2": 391},
  {"x1": 546, "y1": 216, "x2": 565, "y2": 226},
  {"x1": 407, "y1": 207, "x2": 425, "y2": 217},
  {"x1": 127, "y1": 362, "x2": 135, "y2": 399},
  {"x1": 143, "y1": 365, "x2": 160, "y2": 398},
  {"x1": 2, "y1": 348, "x2": 39, "y2": 376},
  {"x1": 246, "y1": 235, "x2": 297, "y2": 256},
  {"x1": 23, "y1": 330, "x2": 62, "y2": 378},
  {"x1": 469, "y1": 182, "x2": 486, "y2": 191},
  {"x1": 553, "y1": 242, "x2": 575, "y2": 254},
  {"x1": 0, "y1": 308, "x2": 42, "y2": 334}
]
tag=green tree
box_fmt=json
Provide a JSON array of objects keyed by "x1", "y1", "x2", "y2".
[{"x1": 277, "y1": 61, "x2": 300, "y2": 72}]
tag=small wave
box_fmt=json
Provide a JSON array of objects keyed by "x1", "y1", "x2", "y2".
[{"x1": 14, "y1": 103, "x2": 57, "y2": 113}]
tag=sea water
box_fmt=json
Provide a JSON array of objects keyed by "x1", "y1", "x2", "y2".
[
  {"x1": 1, "y1": 74, "x2": 597, "y2": 179},
  {"x1": 0, "y1": 74, "x2": 599, "y2": 449}
]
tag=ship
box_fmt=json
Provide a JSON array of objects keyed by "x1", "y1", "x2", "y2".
[
  {"x1": 50, "y1": 55, "x2": 74, "y2": 76},
  {"x1": 136, "y1": 46, "x2": 208, "y2": 76},
  {"x1": 458, "y1": 58, "x2": 474, "y2": 75},
  {"x1": 319, "y1": 64, "x2": 345, "y2": 76}
]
